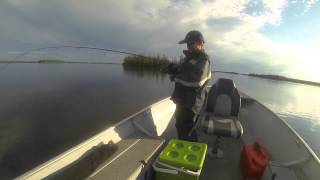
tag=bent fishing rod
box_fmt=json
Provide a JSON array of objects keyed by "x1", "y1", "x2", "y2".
[
  {"x1": 3, "y1": 45, "x2": 217, "y2": 74},
  {"x1": 0, "y1": 45, "x2": 150, "y2": 73},
  {"x1": 14, "y1": 45, "x2": 146, "y2": 60}
]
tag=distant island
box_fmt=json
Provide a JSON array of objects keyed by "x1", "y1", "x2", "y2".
[
  {"x1": 0, "y1": 60, "x2": 35, "y2": 63},
  {"x1": 38, "y1": 59, "x2": 65, "y2": 63},
  {"x1": 211, "y1": 71, "x2": 320, "y2": 87},
  {"x1": 247, "y1": 74, "x2": 320, "y2": 87},
  {"x1": 122, "y1": 54, "x2": 172, "y2": 71},
  {"x1": 213, "y1": 71, "x2": 247, "y2": 75},
  {"x1": 0, "y1": 59, "x2": 120, "y2": 64}
]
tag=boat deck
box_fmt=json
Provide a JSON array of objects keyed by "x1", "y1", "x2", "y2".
[
  {"x1": 45, "y1": 131, "x2": 164, "y2": 180},
  {"x1": 46, "y1": 113, "x2": 244, "y2": 180},
  {"x1": 162, "y1": 117, "x2": 244, "y2": 180},
  {"x1": 200, "y1": 136, "x2": 243, "y2": 180},
  {"x1": 88, "y1": 131, "x2": 164, "y2": 180}
]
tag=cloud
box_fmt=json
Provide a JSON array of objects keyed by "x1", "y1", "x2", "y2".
[
  {"x1": 206, "y1": 17, "x2": 243, "y2": 32},
  {"x1": 0, "y1": 0, "x2": 318, "y2": 80},
  {"x1": 302, "y1": 0, "x2": 319, "y2": 14}
]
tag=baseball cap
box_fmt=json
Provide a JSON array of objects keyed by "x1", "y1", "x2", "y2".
[{"x1": 178, "y1": 30, "x2": 205, "y2": 44}]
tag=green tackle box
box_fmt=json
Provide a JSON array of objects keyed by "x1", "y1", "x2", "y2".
[{"x1": 153, "y1": 139, "x2": 207, "y2": 180}]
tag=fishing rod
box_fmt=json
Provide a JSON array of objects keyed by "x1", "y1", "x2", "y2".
[
  {"x1": 3, "y1": 45, "x2": 218, "y2": 74},
  {"x1": 14, "y1": 45, "x2": 146, "y2": 60},
  {"x1": 0, "y1": 45, "x2": 149, "y2": 73}
]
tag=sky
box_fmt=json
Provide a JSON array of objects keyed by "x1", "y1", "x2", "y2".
[{"x1": 0, "y1": 0, "x2": 319, "y2": 82}]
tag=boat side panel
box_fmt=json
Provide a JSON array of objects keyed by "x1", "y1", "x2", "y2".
[
  {"x1": 133, "y1": 99, "x2": 176, "y2": 137},
  {"x1": 240, "y1": 101, "x2": 320, "y2": 180},
  {"x1": 150, "y1": 99, "x2": 176, "y2": 136},
  {"x1": 16, "y1": 121, "x2": 136, "y2": 180},
  {"x1": 16, "y1": 103, "x2": 164, "y2": 179},
  {"x1": 240, "y1": 101, "x2": 309, "y2": 162},
  {"x1": 16, "y1": 98, "x2": 175, "y2": 179}
]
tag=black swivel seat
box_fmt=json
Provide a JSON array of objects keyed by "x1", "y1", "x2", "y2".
[{"x1": 201, "y1": 78, "x2": 243, "y2": 157}]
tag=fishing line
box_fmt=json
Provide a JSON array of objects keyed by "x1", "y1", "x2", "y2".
[{"x1": 0, "y1": 45, "x2": 148, "y2": 74}]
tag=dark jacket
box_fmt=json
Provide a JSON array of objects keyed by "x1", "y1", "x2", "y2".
[{"x1": 170, "y1": 50, "x2": 212, "y2": 114}]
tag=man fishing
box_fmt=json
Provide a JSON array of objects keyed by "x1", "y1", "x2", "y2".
[{"x1": 168, "y1": 30, "x2": 212, "y2": 142}]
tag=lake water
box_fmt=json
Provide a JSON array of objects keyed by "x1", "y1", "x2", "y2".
[{"x1": 0, "y1": 63, "x2": 319, "y2": 179}]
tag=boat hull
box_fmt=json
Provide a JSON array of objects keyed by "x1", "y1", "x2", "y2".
[{"x1": 16, "y1": 95, "x2": 320, "y2": 180}]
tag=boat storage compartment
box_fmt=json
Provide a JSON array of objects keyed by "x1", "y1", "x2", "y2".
[
  {"x1": 153, "y1": 139, "x2": 207, "y2": 180},
  {"x1": 241, "y1": 142, "x2": 270, "y2": 180}
]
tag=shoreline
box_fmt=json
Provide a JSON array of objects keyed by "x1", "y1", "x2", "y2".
[
  {"x1": 0, "y1": 60, "x2": 120, "y2": 65},
  {"x1": 214, "y1": 71, "x2": 320, "y2": 87},
  {"x1": 247, "y1": 73, "x2": 320, "y2": 87},
  {"x1": 1, "y1": 61, "x2": 319, "y2": 87}
]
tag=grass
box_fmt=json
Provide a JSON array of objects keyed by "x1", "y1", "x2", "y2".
[
  {"x1": 122, "y1": 54, "x2": 175, "y2": 71},
  {"x1": 38, "y1": 59, "x2": 65, "y2": 63}
]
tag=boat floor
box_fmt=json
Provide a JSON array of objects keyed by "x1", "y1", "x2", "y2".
[
  {"x1": 161, "y1": 117, "x2": 244, "y2": 180},
  {"x1": 200, "y1": 136, "x2": 243, "y2": 180},
  {"x1": 66, "y1": 116, "x2": 244, "y2": 180}
]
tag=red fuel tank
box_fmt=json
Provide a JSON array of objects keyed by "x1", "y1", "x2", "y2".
[{"x1": 241, "y1": 142, "x2": 270, "y2": 180}]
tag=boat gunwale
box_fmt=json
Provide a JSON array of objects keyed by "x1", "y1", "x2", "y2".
[
  {"x1": 240, "y1": 91, "x2": 320, "y2": 165},
  {"x1": 16, "y1": 97, "x2": 172, "y2": 179}
]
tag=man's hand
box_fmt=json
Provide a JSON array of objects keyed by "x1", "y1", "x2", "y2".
[
  {"x1": 169, "y1": 74, "x2": 176, "y2": 82},
  {"x1": 167, "y1": 62, "x2": 180, "y2": 74}
]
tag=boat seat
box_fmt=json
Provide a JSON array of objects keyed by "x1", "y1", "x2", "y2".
[
  {"x1": 201, "y1": 78, "x2": 243, "y2": 138},
  {"x1": 202, "y1": 114, "x2": 243, "y2": 138}
]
